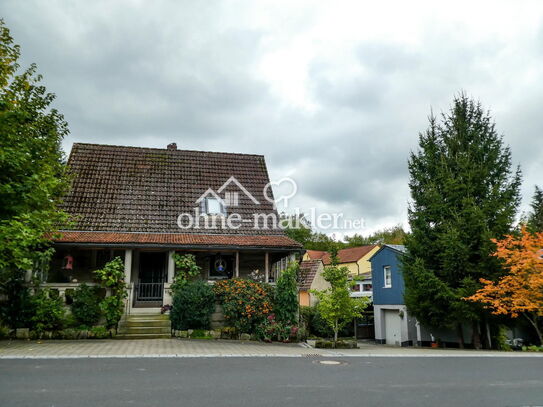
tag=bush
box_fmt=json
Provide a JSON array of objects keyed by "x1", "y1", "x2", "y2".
[
  {"x1": 213, "y1": 279, "x2": 273, "y2": 334},
  {"x1": 0, "y1": 325, "x2": 10, "y2": 339},
  {"x1": 254, "y1": 313, "x2": 299, "y2": 342},
  {"x1": 30, "y1": 289, "x2": 65, "y2": 335},
  {"x1": 300, "y1": 305, "x2": 333, "y2": 338},
  {"x1": 94, "y1": 257, "x2": 127, "y2": 329},
  {"x1": 0, "y1": 279, "x2": 34, "y2": 329},
  {"x1": 99, "y1": 296, "x2": 125, "y2": 329},
  {"x1": 170, "y1": 280, "x2": 215, "y2": 330},
  {"x1": 89, "y1": 326, "x2": 109, "y2": 339},
  {"x1": 71, "y1": 283, "x2": 102, "y2": 327}
]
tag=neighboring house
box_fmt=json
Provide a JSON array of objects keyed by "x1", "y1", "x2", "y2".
[
  {"x1": 370, "y1": 244, "x2": 475, "y2": 347},
  {"x1": 304, "y1": 245, "x2": 379, "y2": 298},
  {"x1": 370, "y1": 244, "x2": 418, "y2": 346},
  {"x1": 298, "y1": 259, "x2": 329, "y2": 307},
  {"x1": 45, "y1": 143, "x2": 302, "y2": 315},
  {"x1": 304, "y1": 245, "x2": 379, "y2": 276}
]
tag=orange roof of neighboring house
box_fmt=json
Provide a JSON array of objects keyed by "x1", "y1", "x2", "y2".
[
  {"x1": 299, "y1": 259, "x2": 323, "y2": 291},
  {"x1": 51, "y1": 231, "x2": 301, "y2": 248},
  {"x1": 306, "y1": 245, "x2": 378, "y2": 265},
  {"x1": 305, "y1": 250, "x2": 327, "y2": 261}
]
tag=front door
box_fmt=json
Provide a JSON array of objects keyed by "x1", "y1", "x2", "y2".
[
  {"x1": 384, "y1": 310, "x2": 401, "y2": 346},
  {"x1": 135, "y1": 251, "x2": 166, "y2": 307}
]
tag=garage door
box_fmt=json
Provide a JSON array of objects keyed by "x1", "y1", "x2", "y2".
[{"x1": 384, "y1": 310, "x2": 401, "y2": 346}]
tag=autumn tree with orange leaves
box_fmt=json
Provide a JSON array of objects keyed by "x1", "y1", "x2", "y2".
[{"x1": 467, "y1": 227, "x2": 543, "y2": 345}]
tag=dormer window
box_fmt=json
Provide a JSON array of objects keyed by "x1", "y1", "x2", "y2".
[{"x1": 204, "y1": 197, "x2": 226, "y2": 216}]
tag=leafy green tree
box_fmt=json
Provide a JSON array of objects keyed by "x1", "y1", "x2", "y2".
[
  {"x1": 281, "y1": 213, "x2": 338, "y2": 251},
  {"x1": 0, "y1": 20, "x2": 69, "y2": 283},
  {"x1": 344, "y1": 225, "x2": 408, "y2": 247},
  {"x1": 274, "y1": 262, "x2": 299, "y2": 325},
  {"x1": 527, "y1": 186, "x2": 543, "y2": 233},
  {"x1": 311, "y1": 246, "x2": 369, "y2": 345},
  {"x1": 403, "y1": 94, "x2": 521, "y2": 348}
]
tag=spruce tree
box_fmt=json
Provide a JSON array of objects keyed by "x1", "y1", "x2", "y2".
[
  {"x1": 402, "y1": 94, "x2": 521, "y2": 348},
  {"x1": 527, "y1": 186, "x2": 543, "y2": 233}
]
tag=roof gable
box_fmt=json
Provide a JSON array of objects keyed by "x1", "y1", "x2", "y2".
[
  {"x1": 311, "y1": 245, "x2": 378, "y2": 265},
  {"x1": 368, "y1": 244, "x2": 407, "y2": 261},
  {"x1": 299, "y1": 259, "x2": 323, "y2": 290}
]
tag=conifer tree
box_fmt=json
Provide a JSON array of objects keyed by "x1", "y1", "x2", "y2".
[
  {"x1": 402, "y1": 94, "x2": 522, "y2": 348},
  {"x1": 527, "y1": 186, "x2": 543, "y2": 233}
]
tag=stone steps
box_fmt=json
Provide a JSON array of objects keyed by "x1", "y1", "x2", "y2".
[{"x1": 116, "y1": 313, "x2": 171, "y2": 340}]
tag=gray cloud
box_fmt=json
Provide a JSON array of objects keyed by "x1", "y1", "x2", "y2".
[{"x1": 3, "y1": 1, "x2": 543, "y2": 236}]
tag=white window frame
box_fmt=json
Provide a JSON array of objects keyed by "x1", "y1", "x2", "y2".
[
  {"x1": 383, "y1": 266, "x2": 392, "y2": 288},
  {"x1": 204, "y1": 197, "x2": 226, "y2": 216},
  {"x1": 361, "y1": 282, "x2": 373, "y2": 293}
]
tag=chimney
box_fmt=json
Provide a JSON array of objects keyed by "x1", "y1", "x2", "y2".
[{"x1": 167, "y1": 143, "x2": 177, "y2": 150}]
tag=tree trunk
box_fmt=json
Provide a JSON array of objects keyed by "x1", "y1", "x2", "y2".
[
  {"x1": 523, "y1": 313, "x2": 543, "y2": 346},
  {"x1": 472, "y1": 321, "x2": 481, "y2": 350},
  {"x1": 485, "y1": 321, "x2": 492, "y2": 350},
  {"x1": 456, "y1": 324, "x2": 465, "y2": 349},
  {"x1": 333, "y1": 320, "x2": 338, "y2": 347}
]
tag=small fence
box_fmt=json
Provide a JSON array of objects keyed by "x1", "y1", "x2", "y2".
[{"x1": 134, "y1": 282, "x2": 164, "y2": 302}]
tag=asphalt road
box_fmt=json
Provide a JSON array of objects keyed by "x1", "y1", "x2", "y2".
[{"x1": 1, "y1": 357, "x2": 542, "y2": 407}]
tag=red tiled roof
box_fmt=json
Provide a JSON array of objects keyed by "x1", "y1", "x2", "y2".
[
  {"x1": 299, "y1": 259, "x2": 323, "y2": 291},
  {"x1": 53, "y1": 143, "x2": 300, "y2": 249},
  {"x1": 307, "y1": 245, "x2": 378, "y2": 265},
  {"x1": 61, "y1": 143, "x2": 282, "y2": 236},
  {"x1": 52, "y1": 231, "x2": 302, "y2": 248},
  {"x1": 305, "y1": 250, "x2": 327, "y2": 260}
]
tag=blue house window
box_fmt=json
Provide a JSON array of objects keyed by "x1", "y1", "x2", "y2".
[{"x1": 383, "y1": 266, "x2": 392, "y2": 288}]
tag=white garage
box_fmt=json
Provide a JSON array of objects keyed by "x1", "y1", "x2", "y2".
[{"x1": 374, "y1": 305, "x2": 417, "y2": 347}]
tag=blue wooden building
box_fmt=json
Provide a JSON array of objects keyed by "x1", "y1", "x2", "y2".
[{"x1": 369, "y1": 244, "x2": 418, "y2": 346}]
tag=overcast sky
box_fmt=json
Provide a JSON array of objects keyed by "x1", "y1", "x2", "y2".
[{"x1": 3, "y1": 1, "x2": 543, "y2": 238}]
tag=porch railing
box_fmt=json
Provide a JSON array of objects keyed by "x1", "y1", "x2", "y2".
[{"x1": 135, "y1": 282, "x2": 164, "y2": 302}]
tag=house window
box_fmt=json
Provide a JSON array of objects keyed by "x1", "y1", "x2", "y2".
[
  {"x1": 205, "y1": 197, "x2": 226, "y2": 216},
  {"x1": 362, "y1": 283, "x2": 372, "y2": 292},
  {"x1": 384, "y1": 266, "x2": 392, "y2": 288},
  {"x1": 352, "y1": 283, "x2": 361, "y2": 292}
]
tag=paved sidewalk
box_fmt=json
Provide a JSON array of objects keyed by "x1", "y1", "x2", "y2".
[{"x1": 1, "y1": 338, "x2": 541, "y2": 358}]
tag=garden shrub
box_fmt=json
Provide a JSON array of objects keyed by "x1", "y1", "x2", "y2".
[
  {"x1": 71, "y1": 283, "x2": 102, "y2": 327},
  {"x1": 189, "y1": 329, "x2": 212, "y2": 339},
  {"x1": 170, "y1": 280, "x2": 215, "y2": 330},
  {"x1": 94, "y1": 257, "x2": 127, "y2": 329},
  {"x1": 171, "y1": 253, "x2": 201, "y2": 293},
  {"x1": 254, "y1": 313, "x2": 299, "y2": 342},
  {"x1": 0, "y1": 279, "x2": 34, "y2": 329},
  {"x1": 299, "y1": 305, "x2": 338, "y2": 338},
  {"x1": 30, "y1": 289, "x2": 65, "y2": 335},
  {"x1": 273, "y1": 262, "x2": 299, "y2": 326},
  {"x1": 213, "y1": 278, "x2": 273, "y2": 334},
  {"x1": 89, "y1": 326, "x2": 109, "y2": 339}
]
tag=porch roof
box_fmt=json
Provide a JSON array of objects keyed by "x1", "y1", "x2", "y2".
[{"x1": 52, "y1": 230, "x2": 302, "y2": 250}]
